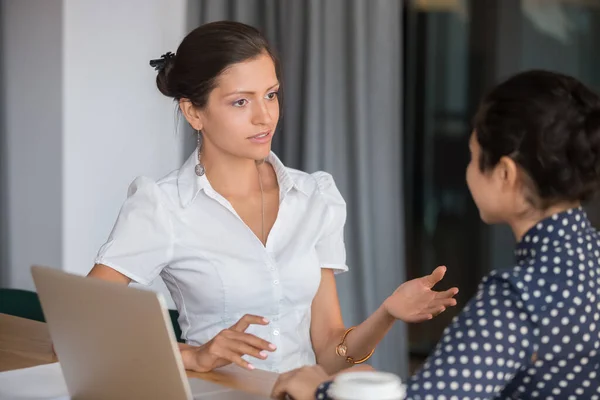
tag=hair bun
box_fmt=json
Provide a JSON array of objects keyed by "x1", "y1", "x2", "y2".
[{"x1": 151, "y1": 52, "x2": 176, "y2": 98}]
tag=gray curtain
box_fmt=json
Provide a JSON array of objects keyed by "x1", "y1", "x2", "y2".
[
  {"x1": 0, "y1": 7, "x2": 7, "y2": 288},
  {"x1": 192, "y1": 0, "x2": 406, "y2": 377}
]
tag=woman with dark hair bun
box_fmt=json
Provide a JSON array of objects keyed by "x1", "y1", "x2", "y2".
[{"x1": 85, "y1": 21, "x2": 458, "y2": 375}]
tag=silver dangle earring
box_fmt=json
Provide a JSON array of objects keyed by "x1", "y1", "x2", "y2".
[{"x1": 195, "y1": 130, "x2": 205, "y2": 177}]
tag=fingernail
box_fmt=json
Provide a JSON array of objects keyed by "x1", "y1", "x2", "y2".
[
  {"x1": 269, "y1": 343, "x2": 277, "y2": 350},
  {"x1": 247, "y1": 364, "x2": 255, "y2": 370},
  {"x1": 262, "y1": 318, "x2": 269, "y2": 324},
  {"x1": 260, "y1": 351, "x2": 268, "y2": 358}
]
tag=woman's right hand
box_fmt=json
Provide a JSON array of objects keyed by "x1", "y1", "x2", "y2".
[{"x1": 181, "y1": 314, "x2": 276, "y2": 372}]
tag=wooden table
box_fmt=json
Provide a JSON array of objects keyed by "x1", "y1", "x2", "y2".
[{"x1": 0, "y1": 313, "x2": 277, "y2": 397}]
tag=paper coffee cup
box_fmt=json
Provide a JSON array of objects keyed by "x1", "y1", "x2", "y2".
[{"x1": 328, "y1": 371, "x2": 406, "y2": 400}]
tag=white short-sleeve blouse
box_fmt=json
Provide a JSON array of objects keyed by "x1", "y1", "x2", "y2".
[{"x1": 95, "y1": 151, "x2": 348, "y2": 372}]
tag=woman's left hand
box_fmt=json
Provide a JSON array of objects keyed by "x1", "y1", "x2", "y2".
[
  {"x1": 271, "y1": 365, "x2": 329, "y2": 400},
  {"x1": 383, "y1": 266, "x2": 459, "y2": 323},
  {"x1": 271, "y1": 365, "x2": 374, "y2": 400}
]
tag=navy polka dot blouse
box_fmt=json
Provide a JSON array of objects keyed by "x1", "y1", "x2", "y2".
[
  {"x1": 405, "y1": 207, "x2": 600, "y2": 399},
  {"x1": 315, "y1": 208, "x2": 600, "y2": 399}
]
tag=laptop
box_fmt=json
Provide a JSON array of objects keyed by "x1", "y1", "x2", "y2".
[{"x1": 31, "y1": 265, "x2": 270, "y2": 400}]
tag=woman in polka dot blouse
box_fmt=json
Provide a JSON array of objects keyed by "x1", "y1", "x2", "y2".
[{"x1": 270, "y1": 70, "x2": 600, "y2": 400}]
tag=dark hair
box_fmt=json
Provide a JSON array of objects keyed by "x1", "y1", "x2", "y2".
[
  {"x1": 474, "y1": 70, "x2": 600, "y2": 206},
  {"x1": 154, "y1": 21, "x2": 280, "y2": 108}
]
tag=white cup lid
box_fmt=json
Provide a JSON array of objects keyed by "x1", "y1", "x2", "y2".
[{"x1": 328, "y1": 371, "x2": 406, "y2": 400}]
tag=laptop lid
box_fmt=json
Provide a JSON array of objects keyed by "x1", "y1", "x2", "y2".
[{"x1": 31, "y1": 265, "x2": 192, "y2": 400}]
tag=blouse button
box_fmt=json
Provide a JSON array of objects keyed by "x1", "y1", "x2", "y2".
[
  {"x1": 273, "y1": 329, "x2": 280, "y2": 336},
  {"x1": 273, "y1": 279, "x2": 280, "y2": 285}
]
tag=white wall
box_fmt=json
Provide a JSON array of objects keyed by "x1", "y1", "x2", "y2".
[
  {"x1": 2, "y1": 0, "x2": 188, "y2": 305},
  {"x1": 62, "y1": 0, "x2": 187, "y2": 277},
  {"x1": 2, "y1": 0, "x2": 63, "y2": 290}
]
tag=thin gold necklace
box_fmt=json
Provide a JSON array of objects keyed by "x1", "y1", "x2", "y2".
[{"x1": 256, "y1": 160, "x2": 265, "y2": 245}]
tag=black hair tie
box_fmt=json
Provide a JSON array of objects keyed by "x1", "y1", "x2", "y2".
[{"x1": 149, "y1": 52, "x2": 175, "y2": 72}]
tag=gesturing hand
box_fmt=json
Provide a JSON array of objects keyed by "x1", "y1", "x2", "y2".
[
  {"x1": 383, "y1": 266, "x2": 459, "y2": 323},
  {"x1": 185, "y1": 314, "x2": 277, "y2": 372}
]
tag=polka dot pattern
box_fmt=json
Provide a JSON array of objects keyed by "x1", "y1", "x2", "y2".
[
  {"x1": 316, "y1": 381, "x2": 332, "y2": 399},
  {"x1": 403, "y1": 208, "x2": 600, "y2": 400}
]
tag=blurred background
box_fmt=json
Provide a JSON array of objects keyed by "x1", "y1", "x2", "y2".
[{"x1": 1, "y1": 0, "x2": 599, "y2": 380}]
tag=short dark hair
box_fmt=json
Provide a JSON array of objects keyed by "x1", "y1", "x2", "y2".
[
  {"x1": 155, "y1": 21, "x2": 280, "y2": 108},
  {"x1": 474, "y1": 70, "x2": 600, "y2": 206}
]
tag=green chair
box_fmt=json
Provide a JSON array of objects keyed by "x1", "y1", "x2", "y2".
[
  {"x1": 0, "y1": 288, "x2": 184, "y2": 343},
  {"x1": 0, "y1": 288, "x2": 46, "y2": 322},
  {"x1": 168, "y1": 309, "x2": 185, "y2": 343}
]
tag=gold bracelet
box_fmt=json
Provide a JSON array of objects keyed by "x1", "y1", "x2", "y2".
[{"x1": 335, "y1": 327, "x2": 375, "y2": 364}]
